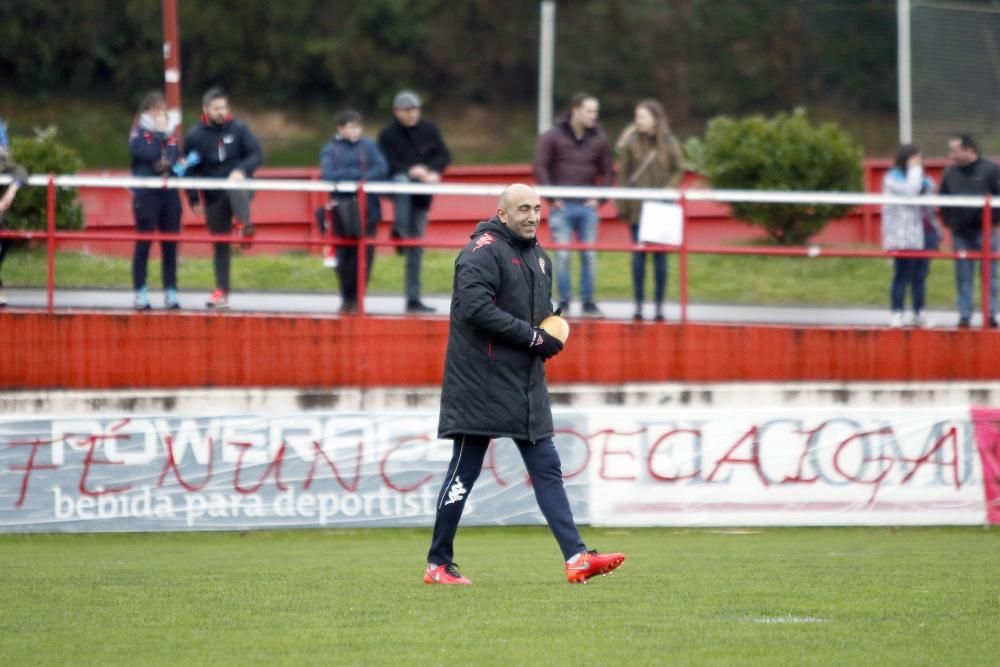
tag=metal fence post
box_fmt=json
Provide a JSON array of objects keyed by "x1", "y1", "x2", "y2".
[
  {"x1": 982, "y1": 194, "x2": 992, "y2": 330},
  {"x1": 679, "y1": 190, "x2": 689, "y2": 325},
  {"x1": 356, "y1": 181, "x2": 367, "y2": 316},
  {"x1": 46, "y1": 174, "x2": 56, "y2": 313}
]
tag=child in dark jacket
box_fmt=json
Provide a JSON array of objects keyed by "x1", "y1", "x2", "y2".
[{"x1": 320, "y1": 110, "x2": 388, "y2": 313}]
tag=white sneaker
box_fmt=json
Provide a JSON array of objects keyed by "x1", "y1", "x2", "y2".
[
  {"x1": 889, "y1": 311, "x2": 904, "y2": 328},
  {"x1": 912, "y1": 311, "x2": 934, "y2": 328},
  {"x1": 323, "y1": 246, "x2": 337, "y2": 268}
]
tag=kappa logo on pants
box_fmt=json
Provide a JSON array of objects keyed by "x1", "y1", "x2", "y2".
[{"x1": 444, "y1": 476, "x2": 468, "y2": 506}]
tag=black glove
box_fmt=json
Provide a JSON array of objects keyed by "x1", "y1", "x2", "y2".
[{"x1": 530, "y1": 328, "x2": 564, "y2": 361}]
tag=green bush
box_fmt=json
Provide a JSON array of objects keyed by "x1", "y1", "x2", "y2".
[
  {"x1": 6, "y1": 126, "x2": 85, "y2": 233},
  {"x1": 685, "y1": 108, "x2": 863, "y2": 245}
]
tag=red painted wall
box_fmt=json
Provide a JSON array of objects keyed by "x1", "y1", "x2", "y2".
[{"x1": 3, "y1": 311, "x2": 998, "y2": 390}]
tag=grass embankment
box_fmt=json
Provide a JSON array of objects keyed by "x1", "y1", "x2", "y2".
[
  {"x1": 2, "y1": 246, "x2": 962, "y2": 309},
  {"x1": 1, "y1": 527, "x2": 997, "y2": 665}
]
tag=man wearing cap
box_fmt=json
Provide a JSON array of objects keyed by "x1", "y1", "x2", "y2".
[
  {"x1": 378, "y1": 90, "x2": 451, "y2": 314},
  {"x1": 0, "y1": 118, "x2": 29, "y2": 307}
]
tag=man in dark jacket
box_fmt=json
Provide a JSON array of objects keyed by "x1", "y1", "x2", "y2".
[
  {"x1": 377, "y1": 91, "x2": 450, "y2": 314},
  {"x1": 320, "y1": 110, "x2": 388, "y2": 313},
  {"x1": 424, "y1": 183, "x2": 625, "y2": 586},
  {"x1": 939, "y1": 134, "x2": 1000, "y2": 327},
  {"x1": 533, "y1": 92, "x2": 613, "y2": 318},
  {"x1": 183, "y1": 88, "x2": 263, "y2": 310}
]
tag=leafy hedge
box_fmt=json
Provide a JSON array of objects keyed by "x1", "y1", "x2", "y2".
[
  {"x1": 6, "y1": 127, "x2": 84, "y2": 233},
  {"x1": 685, "y1": 108, "x2": 863, "y2": 245}
]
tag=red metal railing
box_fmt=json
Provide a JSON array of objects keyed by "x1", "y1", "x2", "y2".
[{"x1": 0, "y1": 174, "x2": 996, "y2": 329}]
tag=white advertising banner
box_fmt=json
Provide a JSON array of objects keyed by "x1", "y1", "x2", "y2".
[
  {"x1": 582, "y1": 407, "x2": 988, "y2": 526},
  {"x1": 0, "y1": 412, "x2": 588, "y2": 533},
  {"x1": 0, "y1": 406, "x2": 992, "y2": 531}
]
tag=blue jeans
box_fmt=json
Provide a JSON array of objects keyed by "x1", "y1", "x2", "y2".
[
  {"x1": 549, "y1": 202, "x2": 599, "y2": 304},
  {"x1": 630, "y1": 224, "x2": 667, "y2": 304},
  {"x1": 890, "y1": 257, "x2": 927, "y2": 313},
  {"x1": 953, "y1": 229, "x2": 999, "y2": 319},
  {"x1": 392, "y1": 173, "x2": 429, "y2": 302},
  {"x1": 427, "y1": 434, "x2": 586, "y2": 564}
]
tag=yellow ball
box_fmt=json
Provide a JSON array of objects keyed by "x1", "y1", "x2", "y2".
[{"x1": 539, "y1": 315, "x2": 570, "y2": 343}]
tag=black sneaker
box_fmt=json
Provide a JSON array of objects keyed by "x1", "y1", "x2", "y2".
[
  {"x1": 339, "y1": 300, "x2": 357, "y2": 314},
  {"x1": 558, "y1": 300, "x2": 569, "y2": 315},
  {"x1": 406, "y1": 300, "x2": 435, "y2": 314},
  {"x1": 958, "y1": 317, "x2": 971, "y2": 329},
  {"x1": 581, "y1": 302, "x2": 604, "y2": 318},
  {"x1": 990, "y1": 316, "x2": 999, "y2": 329}
]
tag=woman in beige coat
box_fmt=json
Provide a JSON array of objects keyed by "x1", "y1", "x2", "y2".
[{"x1": 615, "y1": 99, "x2": 684, "y2": 321}]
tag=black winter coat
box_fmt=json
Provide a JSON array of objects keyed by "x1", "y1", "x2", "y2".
[
  {"x1": 438, "y1": 218, "x2": 556, "y2": 442},
  {"x1": 939, "y1": 157, "x2": 1000, "y2": 236},
  {"x1": 183, "y1": 116, "x2": 263, "y2": 207},
  {"x1": 377, "y1": 118, "x2": 450, "y2": 210}
]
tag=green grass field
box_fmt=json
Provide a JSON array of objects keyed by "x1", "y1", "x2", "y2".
[
  {"x1": 1, "y1": 527, "x2": 997, "y2": 665},
  {"x1": 1, "y1": 246, "x2": 965, "y2": 309}
]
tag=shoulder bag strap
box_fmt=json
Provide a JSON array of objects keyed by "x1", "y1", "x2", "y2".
[{"x1": 628, "y1": 148, "x2": 658, "y2": 186}]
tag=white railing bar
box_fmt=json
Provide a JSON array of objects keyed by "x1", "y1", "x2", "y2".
[{"x1": 0, "y1": 173, "x2": 994, "y2": 209}]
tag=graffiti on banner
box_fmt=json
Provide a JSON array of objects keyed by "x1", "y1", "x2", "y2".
[
  {"x1": 579, "y1": 407, "x2": 989, "y2": 526},
  {"x1": 2, "y1": 407, "x2": 994, "y2": 532},
  {"x1": 0, "y1": 413, "x2": 588, "y2": 532}
]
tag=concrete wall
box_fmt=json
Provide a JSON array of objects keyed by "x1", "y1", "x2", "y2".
[{"x1": 6, "y1": 381, "x2": 1000, "y2": 416}]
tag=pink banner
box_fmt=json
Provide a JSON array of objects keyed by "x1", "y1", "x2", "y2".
[{"x1": 971, "y1": 408, "x2": 1000, "y2": 525}]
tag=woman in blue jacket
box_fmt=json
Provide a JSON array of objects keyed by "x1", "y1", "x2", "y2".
[
  {"x1": 129, "y1": 92, "x2": 182, "y2": 310},
  {"x1": 320, "y1": 110, "x2": 388, "y2": 313}
]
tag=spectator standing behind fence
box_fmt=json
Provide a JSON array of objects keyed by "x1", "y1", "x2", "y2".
[
  {"x1": 377, "y1": 91, "x2": 450, "y2": 314},
  {"x1": 881, "y1": 145, "x2": 940, "y2": 328},
  {"x1": 614, "y1": 99, "x2": 684, "y2": 322},
  {"x1": 938, "y1": 134, "x2": 1000, "y2": 328},
  {"x1": 533, "y1": 92, "x2": 613, "y2": 318},
  {"x1": 320, "y1": 110, "x2": 388, "y2": 314},
  {"x1": 128, "y1": 93, "x2": 182, "y2": 311},
  {"x1": 183, "y1": 88, "x2": 262, "y2": 310},
  {"x1": 0, "y1": 118, "x2": 27, "y2": 308}
]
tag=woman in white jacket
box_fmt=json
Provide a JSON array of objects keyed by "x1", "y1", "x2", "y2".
[{"x1": 882, "y1": 144, "x2": 941, "y2": 327}]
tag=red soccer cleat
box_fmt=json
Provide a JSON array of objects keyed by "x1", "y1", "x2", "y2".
[
  {"x1": 565, "y1": 549, "x2": 626, "y2": 584},
  {"x1": 424, "y1": 562, "x2": 472, "y2": 585}
]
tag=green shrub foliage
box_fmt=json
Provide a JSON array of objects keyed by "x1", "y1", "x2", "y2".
[
  {"x1": 685, "y1": 108, "x2": 863, "y2": 245},
  {"x1": 6, "y1": 127, "x2": 84, "y2": 232}
]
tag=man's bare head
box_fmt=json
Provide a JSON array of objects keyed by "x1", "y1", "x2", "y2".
[{"x1": 497, "y1": 184, "x2": 541, "y2": 240}]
